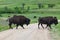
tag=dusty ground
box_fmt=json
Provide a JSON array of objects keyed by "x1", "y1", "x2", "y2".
[{"x1": 0, "y1": 23, "x2": 51, "y2": 40}]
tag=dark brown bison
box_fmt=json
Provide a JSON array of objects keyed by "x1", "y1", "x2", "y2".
[
  {"x1": 38, "y1": 16, "x2": 58, "y2": 29},
  {"x1": 8, "y1": 15, "x2": 30, "y2": 29}
]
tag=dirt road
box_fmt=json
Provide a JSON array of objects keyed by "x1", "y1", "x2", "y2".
[{"x1": 0, "y1": 23, "x2": 51, "y2": 40}]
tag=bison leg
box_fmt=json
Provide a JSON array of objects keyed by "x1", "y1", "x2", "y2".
[
  {"x1": 16, "y1": 24, "x2": 19, "y2": 29},
  {"x1": 9, "y1": 23, "x2": 13, "y2": 29},
  {"x1": 38, "y1": 23, "x2": 40, "y2": 29},
  {"x1": 46, "y1": 24, "x2": 52, "y2": 29},
  {"x1": 45, "y1": 24, "x2": 48, "y2": 29},
  {"x1": 49, "y1": 25, "x2": 52, "y2": 29},
  {"x1": 41, "y1": 24, "x2": 44, "y2": 29},
  {"x1": 21, "y1": 25, "x2": 25, "y2": 29}
]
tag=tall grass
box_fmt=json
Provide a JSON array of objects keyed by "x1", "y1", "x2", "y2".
[{"x1": 51, "y1": 22, "x2": 60, "y2": 40}]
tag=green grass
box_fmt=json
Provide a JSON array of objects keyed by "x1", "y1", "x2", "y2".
[
  {"x1": 0, "y1": 25, "x2": 9, "y2": 32},
  {"x1": 0, "y1": 19, "x2": 16, "y2": 32},
  {"x1": 0, "y1": 25, "x2": 16, "y2": 32},
  {"x1": 0, "y1": 0, "x2": 60, "y2": 8},
  {"x1": 51, "y1": 22, "x2": 60, "y2": 40}
]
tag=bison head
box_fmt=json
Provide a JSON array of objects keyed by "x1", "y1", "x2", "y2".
[
  {"x1": 25, "y1": 18, "x2": 30, "y2": 25},
  {"x1": 53, "y1": 17, "x2": 58, "y2": 25}
]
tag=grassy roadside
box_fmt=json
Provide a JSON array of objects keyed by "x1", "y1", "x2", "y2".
[
  {"x1": 50, "y1": 23, "x2": 60, "y2": 40},
  {"x1": 0, "y1": 24, "x2": 16, "y2": 32},
  {"x1": 0, "y1": 25, "x2": 9, "y2": 32}
]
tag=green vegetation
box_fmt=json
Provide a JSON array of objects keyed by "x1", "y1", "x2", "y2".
[
  {"x1": 0, "y1": 0, "x2": 60, "y2": 13},
  {"x1": 0, "y1": 0, "x2": 60, "y2": 7},
  {"x1": 0, "y1": 19, "x2": 16, "y2": 32},
  {"x1": 0, "y1": 25, "x2": 9, "y2": 32},
  {"x1": 0, "y1": 0, "x2": 60, "y2": 40},
  {"x1": 51, "y1": 23, "x2": 60, "y2": 40}
]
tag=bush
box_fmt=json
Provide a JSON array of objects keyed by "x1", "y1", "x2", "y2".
[
  {"x1": 21, "y1": 3, "x2": 25, "y2": 10},
  {"x1": 0, "y1": 14, "x2": 2, "y2": 17},
  {"x1": 14, "y1": 7, "x2": 21, "y2": 13},
  {"x1": 0, "y1": 6, "x2": 22, "y2": 13},
  {"x1": 0, "y1": 7, "x2": 15, "y2": 13},
  {"x1": 48, "y1": 4, "x2": 55, "y2": 8},
  {"x1": 38, "y1": 3, "x2": 44, "y2": 9}
]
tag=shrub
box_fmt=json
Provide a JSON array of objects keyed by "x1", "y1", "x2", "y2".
[
  {"x1": 48, "y1": 4, "x2": 55, "y2": 8},
  {"x1": 38, "y1": 3, "x2": 44, "y2": 9}
]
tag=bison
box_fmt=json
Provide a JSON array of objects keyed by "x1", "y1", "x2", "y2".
[
  {"x1": 7, "y1": 15, "x2": 30, "y2": 29},
  {"x1": 38, "y1": 16, "x2": 58, "y2": 29}
]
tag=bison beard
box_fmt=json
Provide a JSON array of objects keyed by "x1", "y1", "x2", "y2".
[
  {"x1": 8, "y1": 15, "x2": 30, "y2": 29},
  {"x1": 38, "y1": 16, "x2": 58, "y2": 29}
]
